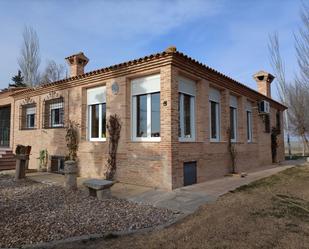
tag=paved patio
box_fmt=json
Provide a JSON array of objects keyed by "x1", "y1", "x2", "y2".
[{"x1": 5, "y1": 159, "x2": 306, "y2": 214}]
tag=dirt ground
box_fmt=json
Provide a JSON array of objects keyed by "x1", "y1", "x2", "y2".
[{"x1": 54, "y1": 165, "x2": 309, "y2": 249}]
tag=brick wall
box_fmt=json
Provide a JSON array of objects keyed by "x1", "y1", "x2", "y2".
[{"x1": 7, "y1": 61, "x2": 286, "y2": 190}]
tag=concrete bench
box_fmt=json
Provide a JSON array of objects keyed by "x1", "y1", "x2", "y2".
[{"x1": 83, "y1": 179, "x2": 115, "y2": 200}]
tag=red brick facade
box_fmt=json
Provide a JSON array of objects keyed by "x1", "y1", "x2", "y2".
[{"x1": 0, "y1": 48, "x2": 286, "y2": 190}]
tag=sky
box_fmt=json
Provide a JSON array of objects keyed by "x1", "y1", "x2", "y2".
[{"x1": 0, "y1": 0, "x2": 303, "y2": 101}]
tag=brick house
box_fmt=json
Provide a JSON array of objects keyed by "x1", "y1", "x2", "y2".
[{"x1": 0, "y1": 46, "x2": 286, "y2": 190}]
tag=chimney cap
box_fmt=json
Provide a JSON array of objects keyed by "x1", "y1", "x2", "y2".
[
  {"x1": 165, "y1": 46, "x2": 177, "y2": 53},
  {"x1": 253, "y1": 70, "x2": 275, "y2": 83},
  {"x1": 65, "y1": 52, "x2": 89, "y2": 66}
]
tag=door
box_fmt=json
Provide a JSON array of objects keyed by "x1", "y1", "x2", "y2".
[
  {"x1": 183, "y1": 161, "x2": 197, "y2": 186},
  {"x1": 0, "y1": 106, "x2": 11, "y2": 147}
]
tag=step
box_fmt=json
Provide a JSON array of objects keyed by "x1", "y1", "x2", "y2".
[
  {"x1": 0, "y1": 154, "x2": 15, "y2": 159},
  {"x1": 0, "y1": 165, "x2": 15, "y2": 170}
]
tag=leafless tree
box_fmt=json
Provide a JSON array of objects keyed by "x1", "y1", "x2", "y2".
[
  {"x1": 268, "y1": 3, "x2": 309, "y2": 155},
  {"x1": 18, "y1": 26, "x2": 41, "y2": 86},
  {"x1": 41, "y1": 60, "x2": 67, "y2": 84}
]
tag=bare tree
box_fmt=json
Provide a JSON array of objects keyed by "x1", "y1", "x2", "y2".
[
  {"x1": 41, "y1": 60, "x2": 67, "y2": 84},
  {"x1": 268, "y1": 3, "x2": 309, "y2": 155},
  {"x1": 18, "y1": 26, "x2": 41, "y2": 86}
]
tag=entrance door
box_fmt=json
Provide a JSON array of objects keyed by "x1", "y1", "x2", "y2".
[
  {"x1": 0, "y1": 106, "x2": 11, "y2": 147},
  {"x1": 183, "y1": 161, "x2": 197, "y2": 186}
]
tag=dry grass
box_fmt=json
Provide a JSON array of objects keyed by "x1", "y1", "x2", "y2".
[{"x1": 54, "y1": 165, "x2": 309, "y2": 249}]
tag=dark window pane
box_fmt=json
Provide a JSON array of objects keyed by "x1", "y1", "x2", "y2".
[
  {"x1": 102, "y1": 104, "x2": 106, "y2": 138},
  {"x1": 27, "y1": 114, "x2": 35, "y2": 128},
  {"x1": 184, "y1": 94, "x2": 191, "y2": 137},
  {"x1": 230, "y1": 107, "x2": 236, "y2": 140},
  {"x1": 211, "y1": 101, "x2": 217, "y2": 139},
  {"x1": 178, "y1": 93, "x2": 181, "y2": 137},
  {"x1": 52, "y1": 109, "x2": 60, "y2": 125},
  {"x1": 247, "y1": 111, "x2": 251, "y2": 140},
  {"x1": 151, "y1": 93, "x2": 160, "y2": 137},
  {"x1": 136, "y1": 94, "x2": 147, "y2": 137},
  {"x1": 91, "y1": 104, "x2": 99, "y2": 138}
]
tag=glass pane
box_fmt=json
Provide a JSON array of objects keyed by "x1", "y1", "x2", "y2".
[
  {"x1": 230, "y1": 107, "x2": 235, "y2": 140},
  {"x1": 101, "y1": 104, "x2": 106, "y2": 138},
  {"x1": 151, "y1": 93, "x2": 160, "y2": 137},
  {"x1": 136, "y1": 94, "x2": 147, "y2": 137},
  {"x1": 211, "y1": 101, "x2": 217, "y2": 139},
  {"x1": 178, "y1": 93, "x2": 181, "y2": 137},
  {"x1": 184, "y1": 94, "x2": 191, "y2": 137},
  {"x1": 52, "y1": 109, "x2": 60, "y2": 125},
  {"x1": 247, "y1": 111, "x2": 251, "y2": 140},
  {"x1": 27, "y1": 114, "x2": 35, "y2": 128},
  {"x1": 91, "y1": 104, "x2": 99, "y2": 138}
]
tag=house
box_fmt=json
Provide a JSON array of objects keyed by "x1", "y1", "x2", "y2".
[{"x1": 0, "y1": 46, "x2": 286, "y2": 190}]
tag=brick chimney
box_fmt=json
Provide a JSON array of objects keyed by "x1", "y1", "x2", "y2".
[
  {"x1": 253, "y1": 70, "x2": 275, "y2": 98},
  {"x1": 65, "y1": 52, "x2": 89, "y2": 77}
]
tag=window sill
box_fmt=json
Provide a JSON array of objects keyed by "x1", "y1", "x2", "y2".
[
  {"x1": 20, "y1": 128, "x2": 37, "y2": 131},
  {"x1": 179, "y1": 138, "x2": 196, "y2": 142},
  {"x1": 132, "y1": 137, "x2": 161, "y2": 142},
  {"x1": 89, "y1": 138, "x2": 107, "y2": 142}
]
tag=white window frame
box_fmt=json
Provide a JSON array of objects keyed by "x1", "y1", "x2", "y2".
[
  {"x1": 88, "y1": 104, "x2": 106, "y2": 142},
  {"x1": 178, "y1": 93, "x2": 195, "y2": 142},
  {"x1": 131, "y1": 74, "x2": 161, "y2": 142},
  {"x1": 209, "y1": 88, "x2": 221, "y2": 142},
  {"x1": 50, "y1": 102, "x2": 64, "y2": 128},
  {"x1": 230, "y1": 95, "x2": 238, "y2": 143},
  {"x1": 247, "y1": 110, "x2": 253, "y2": 142},
  {"x1": 87, "y1": 86, "x2": 107, "y2": 142},
  {"x1": 246, "y1": 101, "x2": 253, "y2": 143},
  {"x1": 25, "y1": 106, "x2": 35, "y2": 129},
  {"x1": 178, "y1": 76, "x2": 196, "y2": 142}
]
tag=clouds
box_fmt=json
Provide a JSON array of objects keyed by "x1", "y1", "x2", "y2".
[{"x1": 0, "y1": 0, "x2": 301, "y2": 101}]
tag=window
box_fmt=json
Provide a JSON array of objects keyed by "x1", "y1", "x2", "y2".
[
  {"x1": 132, "y1": 74, "x2": 160, "y2": 141},
  {"x1": 229, "y1": 95, "x2": 237, "y2": 142},
  {"x1": 20, "y1": 104, "x2": 36, "y2": 130},
  {"x1": 246, "y1": 101, "x2": 253, "y2": 142},
  {"x1": 87, "y1": 86, "x2": 106, "y2": 141},
  {"x1": 178, "y1": 76, "x2": 196, "y2": 141},
  {"x1": 209, "y1": 88, "x2": 221, "y2": 142},
  {"x1": 43, "y1": 98, "x2": 64, "y2": 128},
  {"x1": 276, "y1": 110, "x2": 281, "y2": 134}
]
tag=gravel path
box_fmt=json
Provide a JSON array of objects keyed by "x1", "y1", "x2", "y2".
[{"x1": 0, "y1": 174, "x2": 177, "y2": 248}]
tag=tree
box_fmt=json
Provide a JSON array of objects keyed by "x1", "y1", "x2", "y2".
[
  {"x1": 9, "y1": 70, "x2": 27, "y2": 87},
  {"x1": 40, "y1": 60, "x2": 67, "y2": 84},
  {"x1": 268, "y1": 3, "x2": 309, "y2": 155},
  {"x1": 18, "y1": 26, "x2": 41, "y2": 87}
]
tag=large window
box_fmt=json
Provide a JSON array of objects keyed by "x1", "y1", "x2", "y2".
[
  {"x1": 178, "y1": 76, "x2": 196, "y2": 141},
  {"x1": 246, "y1": 101, "x2": 253, "y2": 142},
  {"x1": 209, "y1": 88, "x2": 221, "y2": 142},
  {"x1": 229, "y1": 95, "x2": 237, "y2": 142},
  {"x1": 43, "y1": 98, "x2": 64, "y2": 128},
  {"x1": 20, "y1": 104, "x2": 36, "y2": 130},
  {"x1": 132, "y1": 74, "x2": 160, "y2": 141},
  {"x1": 87, "y1": 86, "x2": 106, "y2": 141}
]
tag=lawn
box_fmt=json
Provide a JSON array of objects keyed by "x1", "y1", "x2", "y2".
[{"x1": 53, "y1": 165, "x2": 309, "y2": 249}]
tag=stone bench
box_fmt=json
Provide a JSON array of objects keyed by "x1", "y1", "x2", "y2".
[{"x1": 83, "y1": 179, "x2": 114, "y2": 200}]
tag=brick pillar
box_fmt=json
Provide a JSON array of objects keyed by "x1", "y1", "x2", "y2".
[
  {"x1": 221, "y1": 89, "x2": 230, "y2": 142},
  {"x1": 196, "y1": 79, "x2": 208, "y2": 142},
  {"x1": 238, "y1": 96, "x2": 246, "y2": 143},
  {"x1": 160, "y1": 65, "x2": 179, "y2": 190}
]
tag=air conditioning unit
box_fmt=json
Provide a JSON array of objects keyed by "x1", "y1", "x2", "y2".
[{"x1": 258, "y1": 100, "x2": 270, "y2": 114}]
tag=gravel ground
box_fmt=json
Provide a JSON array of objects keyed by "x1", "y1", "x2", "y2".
[{"x1": 0, "y1": 174, "x2": 177, "y2": 248}]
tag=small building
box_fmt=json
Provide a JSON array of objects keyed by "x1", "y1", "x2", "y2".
[{"x1": 0, "y1": 47, "x2": 286, "y2": 190}]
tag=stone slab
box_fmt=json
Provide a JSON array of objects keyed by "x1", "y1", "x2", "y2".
[{"x1": 83, "y1": 179, "x2": 114, "y2": 190}]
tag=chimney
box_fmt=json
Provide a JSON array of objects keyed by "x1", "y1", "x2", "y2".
[
  {"x1": 253, "y1": 70, "x2": 275, "y2": 98},
  {"x1": 65, "y1": 52, "x2": 89, "y2": 77}
]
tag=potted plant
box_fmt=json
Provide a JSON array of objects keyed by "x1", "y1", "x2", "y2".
[{"x1": 64, "y1": 120, "x2": 79, "y2": 191}]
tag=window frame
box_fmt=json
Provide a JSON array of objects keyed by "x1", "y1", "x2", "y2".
[
  {"x1": 20, "y1": 103, "x2": 37, "y2": 130},
  {"x1": 246, "y1": 110, "x2": 253, "y2": 143},
  {"x1": 43, "y1": 97, "x2": 65, "y2": 129},
  {"x1": 178, "y1": 92, "x2": 196, "y2": 142},
  {"x1": 209, "y1": 100, "x2": 220, "y2": 142},
  {"x1": 132, "y1": 92, "x2": 161, "y2": 142},
  {"x1": 230, "y1": 106, "x2": 237, "y2": 143},
  {"x1": 87, "y1": 86, "x2": 107, "y2": 142}
]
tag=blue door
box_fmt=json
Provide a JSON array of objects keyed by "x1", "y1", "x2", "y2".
[{"x1": 183, "y1": 161, "x2": 197, "y2": 186}]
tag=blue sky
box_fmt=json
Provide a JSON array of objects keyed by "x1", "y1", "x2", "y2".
[{"x1": 0, "y1": 0, "x2": 302, "y2": 101}]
